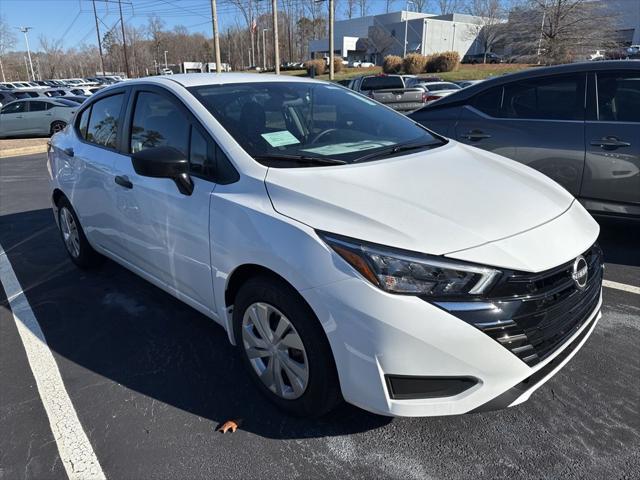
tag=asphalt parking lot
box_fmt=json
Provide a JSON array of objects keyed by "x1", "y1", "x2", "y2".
[{"x1": 1, "y1": 152, "x2": 639, "y2": 480}]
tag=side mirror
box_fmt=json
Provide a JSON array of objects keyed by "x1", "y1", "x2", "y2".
[{"x1": 131, "y1": 146, "x2": 194, "y2": 196}]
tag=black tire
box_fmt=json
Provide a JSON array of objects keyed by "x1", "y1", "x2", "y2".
[
  {"x1": 56, "y1": 196, "x2": 103, "y2": 269},
  {"x1": 233, "y1": 275, "x2": 342, "y2": 417},
  {"x1": 50, "y1": 120, "x2": 66, "y2": 135}
]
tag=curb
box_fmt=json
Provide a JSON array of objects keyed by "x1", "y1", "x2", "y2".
[{"x1": 0, "y1": 145, "x2": 49, "y2": 158}]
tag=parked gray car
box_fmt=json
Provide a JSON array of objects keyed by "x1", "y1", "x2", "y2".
[
  {"x1": 409, "y1": 60, "x2": 640, "y2": 218},
  {"x1": 0, "y1": 98, "x2": 78, "y2": 137}
]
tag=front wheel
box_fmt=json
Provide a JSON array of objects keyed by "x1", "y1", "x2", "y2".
[{"x1": 233, "y1": 276, "x2": 341, "y2": 417}]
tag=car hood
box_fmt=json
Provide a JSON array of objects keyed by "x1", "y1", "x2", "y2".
[{"x1": 265, "y1": 141, "x2": 575, "y2": 257}]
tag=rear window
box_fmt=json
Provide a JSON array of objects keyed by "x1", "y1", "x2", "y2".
[
  {"x1": 426, "y1": 83, "x2": 460, "y2": 91},
  {"x1": 360, "y1": 76, "x2": 405, "y2": 91},
  {"x1": 53, "y1": 99, "x2": 81, "y2": 107}
]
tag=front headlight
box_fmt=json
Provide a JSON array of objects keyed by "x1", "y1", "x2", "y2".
[{"x1": 319, "y1": 232, "x2": 501, "y2": 297}]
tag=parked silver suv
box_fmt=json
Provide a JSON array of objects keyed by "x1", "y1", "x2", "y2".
[{"x1": 409, "y1": 61, "x2": 640, "y2": 219}]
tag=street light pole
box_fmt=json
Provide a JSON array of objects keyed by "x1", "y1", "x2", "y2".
[
  {"x1": 164, "y1": 50, "x2": 168, "y2": 69},
  {"x1": 18, "y1": 27, "x2": 36, "y2": 80},
  {"x1": 272, "y1": 0, "x2": 280, "y2": 74},
  {"x1": 329, "y1": 0, "x2": 334, "y2": 80},
  {"x1": 262, "y1": 28, "x2": 268, "y2": 70},
  {"x1": 403, "y1": 1, "x2": 414, "y2": 58}
]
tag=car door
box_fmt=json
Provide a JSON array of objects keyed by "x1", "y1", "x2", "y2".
[
  {"x1": 0, "y1": 100, "x2": 28, "y2": 135},
  {"x1": 110, "y1": 86, "x2": 219, "y2": 314},
  {"x1": 455, "y1": 73, "x2": 586, "y2": 196},
  {"x1": 63, "y1": 90, "x2": 129, "y2": 253},
  {"x1": 582, "y1": 70, "x2": 640, "y2": 215},
  {"x1": 25, "y1": 100, "x2": 52, "y2": 134}
]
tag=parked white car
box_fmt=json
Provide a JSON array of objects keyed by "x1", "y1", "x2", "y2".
[
  {"x1": 0, "y1": 97, "x2": 78, "y2": 137},
  {"x1": 48, "y1": 74, "x2": 602, "y2": 417},
  {"x1": 415, "y1": 81, "x2": 462, "y2": 103}
]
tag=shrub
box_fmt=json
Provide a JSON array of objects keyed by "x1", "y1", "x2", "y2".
[
  {"x1": 383, "y1": 55, "x2": 403, "y2": 73},
  {"x1": 333, "y1": 57, "x2": 344, "y2": 73},
  {"x1": 427, "y1": 51, "x2": 460, "y2": 72},
  {"x1": 402, "y1": 53, "x2": 428, "y2": 74},
  {"x1": 304, "y1": 59, "x2": 325, "y2": 76}
]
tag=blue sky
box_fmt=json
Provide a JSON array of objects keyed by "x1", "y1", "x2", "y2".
[{"x1": 1, "y1": 0, "x2": 397, "y2": 52}]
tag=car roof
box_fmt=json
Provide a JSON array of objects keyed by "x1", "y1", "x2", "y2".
[
  {"x1": 423, "y1": 60, "x2": 640, "y2": 109},
  {"x1": 125, "y1": 73, "x2": 326, "y2": 88}
]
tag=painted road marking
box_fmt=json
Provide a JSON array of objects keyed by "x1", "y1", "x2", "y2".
[
  {"x1": 603, "y1": 279, "x2": 640, "y2": 295},
  {"x1": 0, "y1": 243, "x2": 106, "y2": 480}
]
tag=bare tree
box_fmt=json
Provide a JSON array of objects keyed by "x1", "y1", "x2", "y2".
[
  {"x1": 507, "y1": 0, "x2": 620, "y2": 64},
  {"x1": 38, "y1": 35, "x2": 65, "y2": 78},
  {"x1": 431, "y1": 0, "x2": 463, "y2": 14},
  {"x1": 465, "y1": 0, "x2": 507, "y2": 60},
  {"x1": 412, "y1": 0, "x2": 429, "y2": 13},
  {"x1": 0, "y1": 15, "x2": 16, "y2": 81},
  {"x1": 344, "y1": 0, "x2": 357, "y2": 18},
  {"x1": 358, "y1": 0, "x2": 369, "y2": 17}
]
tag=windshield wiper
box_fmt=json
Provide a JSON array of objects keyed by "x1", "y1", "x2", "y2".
[
  {"x1": 253, "y1": 154, "x2": 347, "y2": 166},
  {"x1": 352, "y1": 140, "x2": 443, "y2": 163}
]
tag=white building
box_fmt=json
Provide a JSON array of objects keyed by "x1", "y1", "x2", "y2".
[{"x1": 309, "y1": 11, "x2": 490, "y2": 63}]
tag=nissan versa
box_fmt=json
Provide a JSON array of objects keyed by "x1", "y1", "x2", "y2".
[{"x1": 47, "y1": 74, "x2": 603, "y2": 417}]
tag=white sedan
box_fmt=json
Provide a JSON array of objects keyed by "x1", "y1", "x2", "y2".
[
  {"x1": 0, "y1": 97, "x2": 78, "y2": 137},
  {"x1": 48, "y1": 74, "x2": 602, "y2": 417}
]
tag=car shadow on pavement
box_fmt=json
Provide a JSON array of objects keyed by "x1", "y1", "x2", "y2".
[{"x1": 0, "y1": 208, "x2": 391, "y2": 440}]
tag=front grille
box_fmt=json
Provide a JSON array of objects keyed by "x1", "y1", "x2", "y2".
[{"x1": 439, "y1": 244, "x2": 603, "y2": 366}]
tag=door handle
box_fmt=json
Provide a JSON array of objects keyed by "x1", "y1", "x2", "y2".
[
  {"x1": 45, "y1": 113, "x2": 52, "y2": 116},
  {"x1": 62, "y1": 147, "x2": 74, "y2": 157},
  {"x1": 590, "y1": 136, "x2": 631, "y2": 150},
  {"x1": 460, "y1": 130, "x2": 492, "y2": 141},
  {"x1": 114, "y1": 175, "x2": 133, "y2": 189}
]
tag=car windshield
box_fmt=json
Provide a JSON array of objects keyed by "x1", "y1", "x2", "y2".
[{"x1": 189, "y1": 82, "x2": 443, "y2": 166}]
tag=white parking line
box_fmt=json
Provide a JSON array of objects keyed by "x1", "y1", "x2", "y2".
[
  {"x1": 603, "y1": 279, "x2": 640, "y2": 295},
  {"x1": 0, "y1": 243, "x2": 106, "y2": 480}
]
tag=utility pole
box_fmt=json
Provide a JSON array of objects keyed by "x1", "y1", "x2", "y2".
[
  {"x1": 18, "y1": 27, "x2": 36, "y2": 80},
  {"x1": 117, "y1": 0, "x2": 130, "y2": 78},
  {"x1": 262, "y1": 28, "x2": 268, "y2": 70},
  {"x1": 210, "y1": 0, "x2": 222, "y2": 73},
  {"x1": 164, "y1": 50, "x2": 168, "y2": 68},
  {"x1": 329, "y1": 0, "x2": 334, "y2": 80},
  {"x1": 0, "y1": 57, "x2": 5, "y2": 82},
  {"x1": 92, "y1": 0, "x2": 106, "y2": 75},
  {"x1": 272, "y1": 0, "x2": 280, "y2": 74},
  {"x1": 23, "y1": 56, "x2": 29, "y2": 79}
]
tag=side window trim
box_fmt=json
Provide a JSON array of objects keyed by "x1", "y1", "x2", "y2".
[
  {"x1": 123, "y1": 84, "x2": 238, "y2": 184},
  {"x1": 77, "y1": 88, "x2": 130, "y2": 152}
]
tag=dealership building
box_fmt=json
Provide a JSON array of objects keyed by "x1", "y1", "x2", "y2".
[{"x1": 309, "y1": 11, "x2": 489, "y2": 64}]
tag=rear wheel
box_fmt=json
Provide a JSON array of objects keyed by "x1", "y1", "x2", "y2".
[
  {"x1": 50, "y1": 120, "x2": 66, "y2": 135},
  {"x1": 233, "y1": 276, "x2": 341, "y2": 417},
  {"x1": 57, "y1": 197, "x2": 103, "y2": 269}
]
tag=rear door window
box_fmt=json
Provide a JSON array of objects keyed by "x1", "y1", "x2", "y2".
[
  {"x1": 28, "y1": 101, "x2": 50, "y2": 112},
  {"x1": 86, "y1": 93, "x2": 124, "y2": 149},
  {"x1": 596, "y1": 71, "x2": 640, "y2": 122},
  {"x1": 501, "y1": 74, "x2": 585, "y2": 120}
]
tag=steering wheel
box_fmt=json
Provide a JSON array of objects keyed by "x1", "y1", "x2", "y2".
[{"x1": 310, "y1": 128, "x2": 339, "y2": 144}]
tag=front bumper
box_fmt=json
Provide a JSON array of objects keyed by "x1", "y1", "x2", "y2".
[{"x1": 302, "y1": 277, "x2": 602, "y2": 417}]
